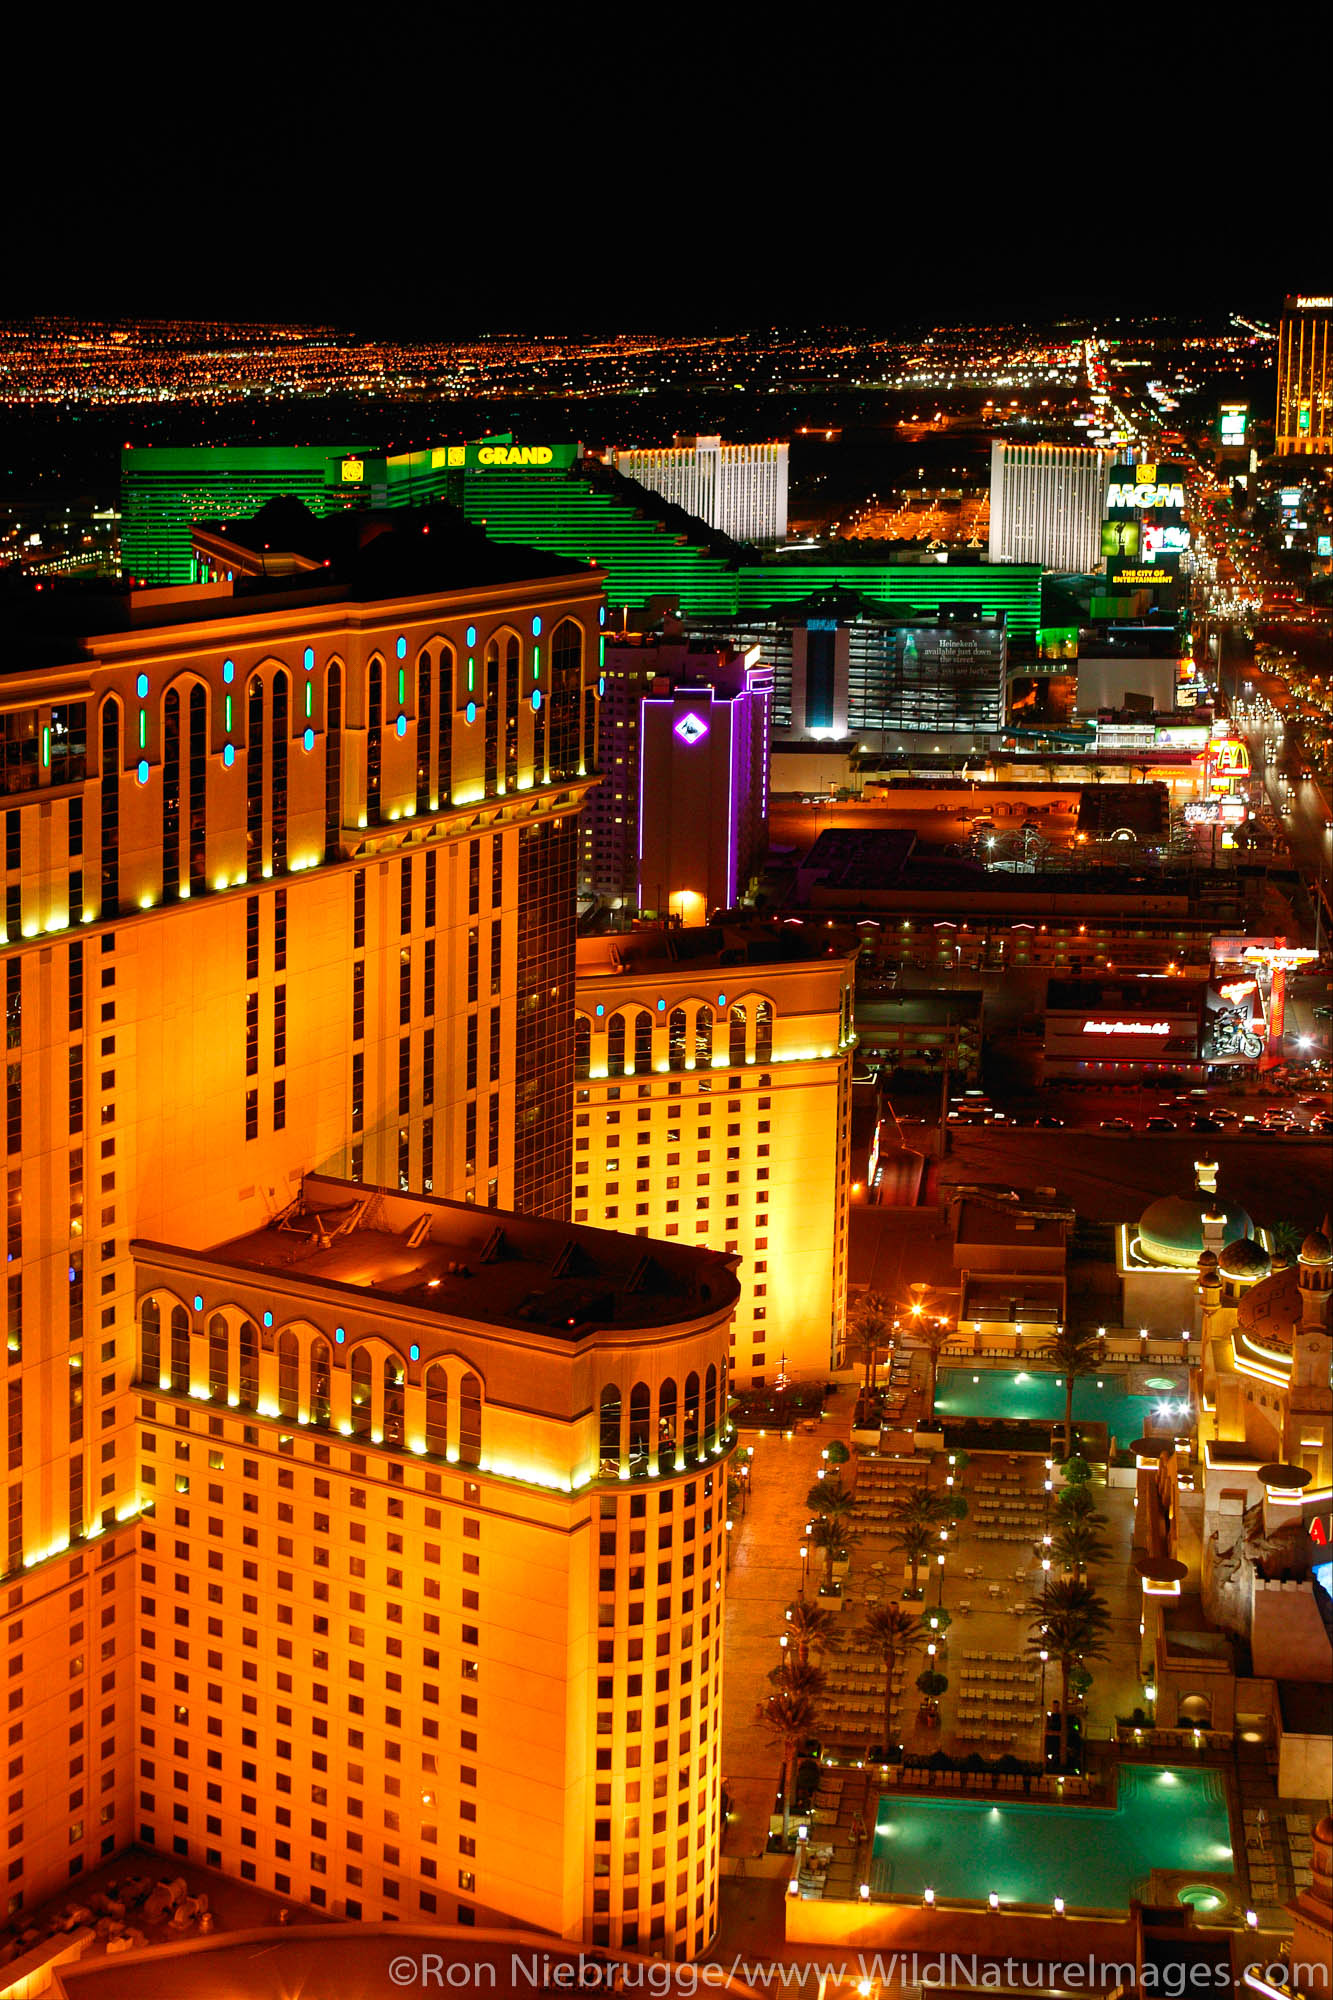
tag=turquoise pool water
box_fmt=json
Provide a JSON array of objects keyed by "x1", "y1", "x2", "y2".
[
  {"x1": 934, "y1": 1367, "x2": 1187, "y2": 1447},
  {"x1": 870, "y1": 1765, "x2": 1233, "y2": 1908}
]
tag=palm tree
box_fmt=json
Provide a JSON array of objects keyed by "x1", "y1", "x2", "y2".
[
  {"x1": 887, "y1": 1519, "x2": 934, "y2": 1596},
  {"x1": 916, "y1": 1318, "x2": 958, "y2": 1416},
  {"x1": 1025, "y1": 1579, "x2": 1111, "y2": 1771},
  {"x1": 1052, "y1": 1515, "x2": 1111, "y2": 1577},
  {"x1": 889, "y1": 1484, "x2": 944, "y2": 1530},
  {"x1": 1039, "y1": 1326, "x2": 1103, "y2": 1457},
  {"x1": 858, "y1": 1604, "x2": 922, "y2": 1759},
  {"x1": 810, "y1": 1516, "x2": 856, "y2": 1590},
  {"x1": 785, "y1": 1600, "x2": 841, "y2": 1667},
  {"x1": 1055, "y1": 1484, "x2": 1097, "y2": 1522},
  {"x1": 756, "y1": 1689, "x2": 819, "y2": 1840},
  {"x1": 767, "y1": 1657, "x2": 828, "y2": 1703},
  {"x1": 846, "y1": 1290, "x2": 893, "y2": 1390},
  {"x1": 808, "y1": 1478, "x2": 857, "y2": 1590}
]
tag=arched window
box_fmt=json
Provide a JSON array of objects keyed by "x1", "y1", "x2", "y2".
[
  {"x1": 629, "y1": 1383, "x2": 651, "y2": 1465},
  {"x1": 574, "y1": 1015, "x2": 591, "y2": 1082},
  {"x1": 607, "y1": 1013, "x2": 626, "y2": 1078},
  {"x1": 582, "y1": 687, "x2": 597, "y2": 777},
  {"x1": 366, "y1": 660, "x2": 383, "y2": 825},
  {"x1": 271, "y1": 670, "x2": 289, "y2": 874},
  {"x1": 683, "y1": 1371, "x2": 700, "y2": 1457},
  {"x1": 417, "y1": 650, "x2": 433, "y2": 812},
  {"x1": 633, "y1": 1010, "x2": 652, "y2": 1074},
  {"x1": 459, "y1": 1372, "x2": 482, "y2": 1465},
  {"x1": 695, "y1": 1007, "x2": 713, "y2": 1068},
  {"x1": 277, "y1": 1330, "x2": 299, "y2": 1420},
  {"x1": 549, "y1": 620, "x2": 582, "y2": 781},
  {"x1": 484, "y1": 640, "x2": 501, "y2": 796},
  {"x1": 729, "y1": 1004, "x2": 747, "y2": 1066},
  {"x1": 436, "y1": 646, "x2": 454, "y2": 806},
  {"x1": 208, "y1": 1315, "x2": 228, "y2": 1401},
  {"x1": 187, "y1": 683, "x2": 207, "y2": 897},
  {"x1": 350, "y1": 1347, "x2": 373, "y2": 1439},
  {"x1": 100, "y1": 697, "x2": 120, "y2": 916},
  {"x1": 238, "y1": 1320, "x2": 259, "y2": 1407},
  {"x1": 600, "y1": 1383, "x2": 622, "y2": 1468},
  {"x1": 169, "y1": 1305, "x2": 190, "y2": 1394},
  {"x1": 324, "y1": 662, "x2": 343, "y2": 861},
  {"x1": 755, "y1": 999, "x2": 773, "y2": 1064},
  {"x1": 140, "y1": 1298, "x2": 161, "y2": 1387},
  {"x1": 383, "y1": 1354, "x2": 405, "y2": 1444},
  {"x1": 533, "y1": 672, "x2": 547, "y2": 784},
  {"x1": 657, "y1": 1378, "x2": 677, "y2": 1472},
  {"x1": 668, "y1": 1007, "x2": 687, "y2": 1071},
  {"x1": 162, "y1": 686, "x2": 182, "y2": 900},
  {"x1": 504, "y1": 636, "x2": 520, "y2": 792},
  {"x1": 704, "y1": 1363, "x2": 718, "y2": 1447},
  {"x1": 246, "y1": 675, "x2": 265, "y2": 880},
  {"x1": 425, "y1": 1365, "x2": 448, "y2": 1457},
  {"x1": 310, "y1": 1340, "x2": 331, "y2": 1426}
]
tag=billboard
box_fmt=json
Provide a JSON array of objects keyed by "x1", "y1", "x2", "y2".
[
  {"x1": 1102, "y1": 519, "x2": 1140, "y2": 560},
  {"x1": 1219, "y1": 403, "x2": 1248, "y2": 445},
  {"x1": 1201, "y1": 975, "x2": 1264, "y2": 1063},
  {"x1": 1105, "y1": 464, "x2": 1187, "y2": 512},
  {"x1": 1142, "y1": 523, "x2": 1191, "y2": 557}
]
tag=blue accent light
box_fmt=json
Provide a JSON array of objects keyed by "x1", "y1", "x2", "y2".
[
  {"x1": 263, "y1": 1311, "x2": 273, "y2": 1328},
  {"x1": 465, "y1": 700, "x2": 477, "y2": 725},
  {"x1": 410, "y1": 1343, "x2": 420, "y2": 1362},
  {"x1": 222, "y1": 659, "x2": 234, "y2": 683},
  {"x1": 303, "y1": 647, "x2": 314, "y2": 671},
  {"x1": 136, "y1": 759, "x2": 149, "y2": 785},
  {"x1": 193, "y1": 1295, "x2": 203, "y2": 1311},
  {"x1": 303, "y1": 727, "x2": 315, "y2": 753},
  {"x1": 531, "y1": 616, "x2": 542, "y2": 637},
  {"x1": 598, "y1": 676, "x2": 606, "y2": 697},
  {"x1": 396, "y1": 636, "x2": 407, "y2": 659},
  {"x1": 531, "y1": 690, "x2": 542, "y2": 712},
  {"x1": 718, "y1": 994, "x2": 727, "y2": 1007},
  {"x1": 466, "y1": 625, "x2": 476, "y2": 647},
  {"x1": 135, "y1": 673, "x2": 149, "y2": 699},
  {"x1": 396, "y1": 713, "x2": 407, "y2": 737},
  {"x1": 335, "y1": 1327, "x2": 345, "y2": 1344},
  {"x1": 657, "y1": 998, "x2": 666, "y2": 1011},
  {"x1": 223, "y1": 743, "x2": 235, "y2": 768},
  {"x1": 595, "y1": 1003, "x2": 604, "y2": 1017},
  {"x1": 598, "y1": 606, "x2": 606, "y2": 626}
]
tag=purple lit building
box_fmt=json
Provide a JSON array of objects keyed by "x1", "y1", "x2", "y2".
[{"x1": 581, "y1": 639, "x2": 771, "y2": 920}]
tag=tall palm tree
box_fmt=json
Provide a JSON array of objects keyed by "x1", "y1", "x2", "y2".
[
  {"x1": 858, "y1": 1604, "x2": 922, "y2": 1759},
  {"x1": 810, "y1": 1516, "x2": 856, "y2": 1590},
  {"x1": 1039, "y1": 1326, "x2": 1103, "y2": 1457},
  {"x1": 888, "y1": 1484, "x2": 944, "y2": 1531},
  {"x1": 1052, "y1": 1515, "x2": 1111, "y2": 1577},
  {"x1": 807, "y1": 1477, "x2": 855, "y2": 1528},
  {"x1": 767, "y1": 1657, "x2": 828, "y2": 1702},
  {"x1": 756, "y1": 1689, "x2": 819, "y2": 1840},
  {"x1": 1026, "y1": 1578, "x2": 1111, "y2": 1771},
  {"x1": 846, "y1": 1290, "x2": 893, "y2": 1390},
  {"x1": 887, "y1": 1519, "x2": 934, "y2": 1596},
  {"x1": 785, "y1": 1600, "x2": 840, "y2": 1667},
  {"x1": 916, "y1": 1318, "x2": 958, "y2": 1416}
]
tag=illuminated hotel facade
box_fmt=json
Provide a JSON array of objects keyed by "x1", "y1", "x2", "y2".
[
  {"x1": 1275, "y1": 295, "x2": 1333, "y2": 456},
  {"x1": 0, "y1": 512, "x2": 741, "y2": 1951},
  {"x1": 988, "y1": 441, "x2": 1113, "y2": 572},
  {"x1": 573, "y1": 930, "x2": 855, "y2": 1385},
  {"x1": 585, "y1": 640, "x2": 771, "y2": 920},
  {"x1": 610, "y1": 438, "x2": 788, "y2": 544}
]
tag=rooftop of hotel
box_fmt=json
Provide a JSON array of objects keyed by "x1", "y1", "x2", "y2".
[
  {"x1": 134, "y1": 1175, "x2": 738, "y2": 1337},
  {"x1": 954, "y1": 1198, "x2": 1067, "y2": 1251},
  {"x1": 2, "y1": 501, "x2": 595, "y2": 670},
  {"x1": 576, "y1": 921, "x2": 854, "y2": 981}
]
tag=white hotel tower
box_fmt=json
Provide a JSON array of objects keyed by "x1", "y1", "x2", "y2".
[
  {"x1": 987, "y1": 441, "x2": 1113, "y2": 572},
  {"x1": 611, "y1": 438, "x2": 788, "y2": 544}
]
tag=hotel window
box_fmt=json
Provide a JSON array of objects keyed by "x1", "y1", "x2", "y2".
[
  {"x1": 274, "y1": 888, "x2": 287, "y2": 973},
  {"x1": 245, "y1": 677, "x2": 264, "y2": 882},
  {"x1": 398, "y1": 1039, "x2": 411, "y2": 1117},
  {"x1": 416, "y1": 652, "x2": 433, "y2": 813},
  {"x1": 187, "y1": 684, "x2": 208, "y2": 896},
  {"x1": 504, "y1": 637, "x2": 520, "y2": 792},
  {"x1": 162, "y1": 688, "x2": 182, "y2": 900},
  {"x1": 468, "y1": 839, "x2": 479, "y2": 916},
  {"x1": 99, "y1": 700, "x2": 120, "y2": 916},
  {"x1": 310, "y1": 1340, "x2": 331, "y2": 1426},
  {"x1": 324, "y1": 662, "x2": 343, "y2": 859},
  {"x1": 437, "y1": 648, "x2": 454, "y2": 804},
  {"x1": 399, "y1": 858, "x2": 412, "y2": 937},
  {"x1": 277, "y1": 1333, "x2": 299, "y2": 1421},
  {"x1": 169, "y1": 1307, "x2": 189, "y2": 1395},
  {"x1": 352, "y1": 961, "x2": 365, "y2": 1042},
  {"x1": 467, "y1": 929, "x2": 479, "y2": 1005},
  {"x1": 694, "y1": 1008, "x2": 712, "y2": 1067},
  {"x1": 423, "y1": 1028, "x2": 435, "y2": 1107},
  {"x1": 245, "y1": 996, "x2": 259, "y2": 1077},
  {"x1": 207, "y1": 1317, "x2": 227, "y2": 1401},
  {"x1": 483, "y1": 641, "x2": 501, "y2": 796},
  {"x1": 351, "y1": 1052, "x2": 364, "y2": 1132},
  {"x1": 366, "y1": 659, "x2": 383, "y2": 825},
  {"x1": 238, "y1": 1321, "x2": 259, "y2": 1407},
  {"x1": 274, "y1": 988, "x2": 286, "y2": 1070}
]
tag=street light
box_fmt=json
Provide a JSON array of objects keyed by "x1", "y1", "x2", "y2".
[
  {"x1": 936, "y1": 1553, "x2": 946, "y2": 1605},
  {"x1": 799, "y1": 1545, "x2": 809, "y2": 1598}
]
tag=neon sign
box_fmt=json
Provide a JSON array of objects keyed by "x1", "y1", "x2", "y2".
[
  {"x1": 1106, "y1": 468, "x2": 1186, "y2": 510},
  {"x1": 674, "y1": 712, "x2": 708, "y2": 745},
  {"x1": 475, "y1": 445, "x2": 555, "y2": 467},
  {"x1": 1083, "y1": 1019, "x2": 1172, "y2": 1036},
  {"x1": 1219, "y1": 980, "x2": 1257, "y2": 1005},
  {"x1": 1241, "y1": 945, "x2": 1317, "y2": 971}
]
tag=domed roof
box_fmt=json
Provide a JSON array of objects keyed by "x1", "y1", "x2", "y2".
[
  {"x1": 1219, "y1": 1238, "x2": 1272, "y2": 1280},
  {"x1": 1137, "y1": 1193, "x2": 1254, "y2": 1270},
  {"x1": 1300, "y1": 1230, "x2": 1332, "y2": 1266},
  {"x1": 1197, "y1": 1249, "x2": 1219, "y2": 1271}
]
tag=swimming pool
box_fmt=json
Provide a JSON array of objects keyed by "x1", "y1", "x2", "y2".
[
  {"x1": 934, "y1": 1367, "x2": 1187, "y2": 1448},
  {"x1": 870, "y1": 1765, "x2": 1233, "y2": 1908}
]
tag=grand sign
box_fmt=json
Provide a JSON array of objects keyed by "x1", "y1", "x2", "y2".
[
  {"x1": 1106, "y1": 467, "x2": 1187, "y2": 511},
  {"x1": 1082, "y1": 1019, "x2": 1172, "y2": 1036}
]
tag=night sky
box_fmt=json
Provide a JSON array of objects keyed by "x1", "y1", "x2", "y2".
[{"x1": 8, "y1": 33, "x2": 1322, "y2": 335}]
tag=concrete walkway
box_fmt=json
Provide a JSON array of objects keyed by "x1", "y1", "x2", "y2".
[{"x1": 721, "y1": 1389, "x2": 857, "y2": 1858}]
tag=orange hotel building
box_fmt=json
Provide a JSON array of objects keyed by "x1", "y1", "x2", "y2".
[{"x1": 0, "y1": 507, "x2": 739, "y2": 1957}]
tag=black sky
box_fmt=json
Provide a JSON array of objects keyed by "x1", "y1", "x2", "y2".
[{"x1": 7, "y1": 23, "x2": 1324, "y2": 334}]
